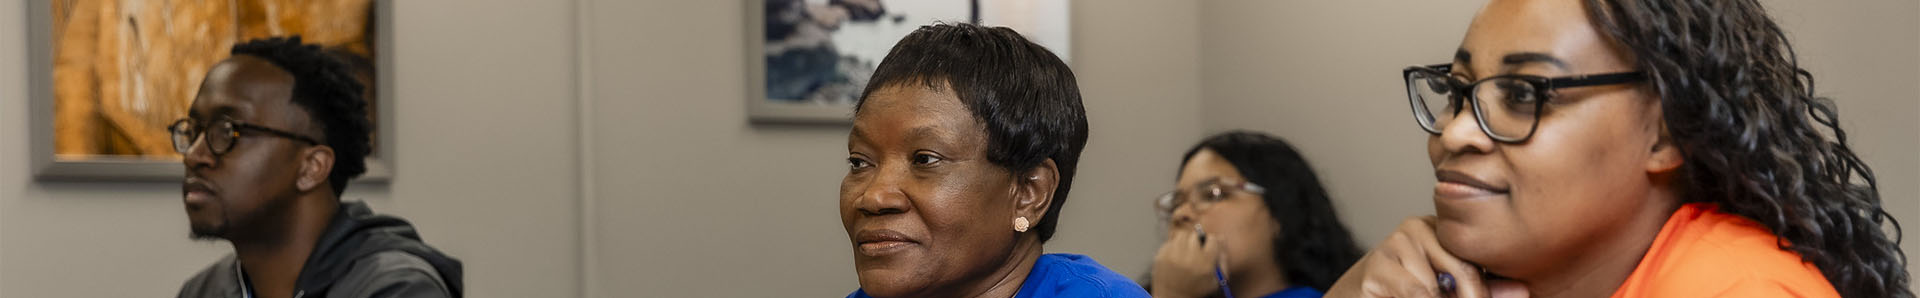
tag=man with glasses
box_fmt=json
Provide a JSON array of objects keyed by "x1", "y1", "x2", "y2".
[{"x1": 173, "y1": 36, "x2": 462, "y2": 298}]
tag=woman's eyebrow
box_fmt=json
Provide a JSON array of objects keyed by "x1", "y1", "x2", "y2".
[
  {"x1": 1501, "y1": 52, "x2": 1569, "y2": 70},
  {"x1": 849, "y1": 124, "x2": 871, "y2": 144},
  {"x1": 1454, "y1": 49, "x2": 1570, "y2": 70},
  {"x1": 904, "y1": 126, "x2": 945, "y2": 143},
  {"x1": 1186, "y1": 176, "x2": 1224, "y2": 189}
]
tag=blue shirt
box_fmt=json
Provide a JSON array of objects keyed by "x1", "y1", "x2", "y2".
[
  {"x1": 847, "y1": 253, "x2": 1150, "y2": 298},
  {"x1": 1261, "y1": 286, "x2": 1323, "y2": 298}
]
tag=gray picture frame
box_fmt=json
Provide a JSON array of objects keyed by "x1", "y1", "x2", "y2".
[
  {"x1": 26, "y1": 0, "x2": 396, "y2": 182},
  {"x1": 745, "y1": 0, "x2": 858, "y2": 124},
  {"x1": 746, "y1": 0, "x2": 1072, "y2": 124}
]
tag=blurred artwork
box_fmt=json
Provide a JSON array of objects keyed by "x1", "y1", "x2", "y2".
[
  {"x1": 754, "y1": 0, "x2": 1070, "y2": 122},
  {"x1": 49, "y1": 0, "x2": 375, "y2": 160}
]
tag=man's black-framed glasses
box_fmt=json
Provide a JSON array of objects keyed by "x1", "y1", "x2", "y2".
[
  {"x1": 169, "y1": 117, "x2": 321, "y2": 156},
  {"x1": 1403, "y1": 64, "x2": 1645, "y2": 143}
]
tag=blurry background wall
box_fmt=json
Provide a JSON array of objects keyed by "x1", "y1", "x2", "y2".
[{"x1": 1, "y1": 0, "x2": 1913, "y2": 297}]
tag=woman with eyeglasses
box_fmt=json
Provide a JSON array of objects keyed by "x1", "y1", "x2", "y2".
[
  {"x1": 1326, "y1": 0, "x2": 1910, "y2": 297},
  {"x1": 1148, "y1": 131, "x2": 1363, "y2": 298}
]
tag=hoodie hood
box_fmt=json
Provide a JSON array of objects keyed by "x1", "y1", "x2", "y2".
[{"x1": 295, "y1": 201, "x2": 464, "y2": 297}]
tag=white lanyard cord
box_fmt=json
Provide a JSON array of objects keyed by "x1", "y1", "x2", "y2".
[{"x1": 234, "y1": 261, "x2": 252, "y2": 298}]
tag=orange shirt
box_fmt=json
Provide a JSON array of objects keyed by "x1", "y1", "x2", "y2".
[{"x1": 1609, "y1": 203, "x2": 1839, "y2": 298}]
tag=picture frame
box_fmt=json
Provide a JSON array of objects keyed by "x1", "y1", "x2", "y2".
[
  {"x1": 746, "y1": 0, "x2": 1072, "y2": 124},
  {"x1": 27, "y1": 0, "x2": 396, "y2": 182}
]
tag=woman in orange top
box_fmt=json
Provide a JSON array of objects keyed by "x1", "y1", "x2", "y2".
[{"x1": 1324, "y1": 0, "x2": 1910, "y2": 297}]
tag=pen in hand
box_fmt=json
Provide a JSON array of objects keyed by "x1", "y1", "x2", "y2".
[{"x1": 1198, "y1": 225, "x2": 1234, "y2": 298}]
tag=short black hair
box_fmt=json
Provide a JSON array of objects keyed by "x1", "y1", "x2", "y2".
[
  {"x1": 230, "y1": 36, "x2": 371, "y2": 196},
  {"x1": 1181, "y1": 131, "x2": 1362, "y2": 291},
  {"x1": 854, "y1": 23, "x2": 1088, "y2": 242}
]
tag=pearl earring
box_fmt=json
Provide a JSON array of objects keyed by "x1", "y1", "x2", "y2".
[{"x1": 1013, "y1": 217, "x2": 1031, "y2": 232}]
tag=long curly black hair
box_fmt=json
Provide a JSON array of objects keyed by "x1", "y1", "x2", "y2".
[
  {"x1": 1181, "y1": 131, "x2": 1364, "y2": 292},
  {"x1": 1582, "y1": 1, "x2": 1910, "y2": 296}
]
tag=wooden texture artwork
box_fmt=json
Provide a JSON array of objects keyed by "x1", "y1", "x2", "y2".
[{"x1": 51, "y1": 0, "x2": 372, "y2": 159}]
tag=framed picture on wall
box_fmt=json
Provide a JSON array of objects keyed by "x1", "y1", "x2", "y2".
[
  {"x1": 27, "y1": 0, "x2": 396, "y2": 182},
  {"x1": 747, "y1": 0, "x2": 1073, "y2": 123}
]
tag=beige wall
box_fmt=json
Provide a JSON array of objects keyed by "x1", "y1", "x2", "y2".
[
  {"x1": 1198, "y1": 0, "x2": 1920, "y2": 292},
  {"x1": 3, "y1": 0, "x2": 1914, "y2": 297},
  {"x1": 1199, "y1": 0, "x2": 1482, "y2": 247}
]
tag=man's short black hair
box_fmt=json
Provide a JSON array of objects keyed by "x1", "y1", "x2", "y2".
[
  {"x1": 230, "y1": 36, "x2": 371, "y2": 196},
  {"x1": 854, "y1": 23, "x2": 1089, "y2": 242}
]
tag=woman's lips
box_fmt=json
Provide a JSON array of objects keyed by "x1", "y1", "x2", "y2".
[
  {"x1": 858, "y1": 241, "x2": 916, "y2": 256},
  {"x1": 1435, "y1": 181, "x2": 1502, "y2": 199},
  {"x1": 1434, "y1": 169, "x2": 1509, "y2": 199},
  {"x1": 855, "y1": 229, "x2": 919, "y2": 257}
]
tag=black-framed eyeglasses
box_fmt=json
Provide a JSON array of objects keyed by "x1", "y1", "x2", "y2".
[
  {"x1": 169, "y1": 116, "x2": 321, "y2": 156},
  {"x1": 1403, "y1": 63, "x2": 1645, "y2": 143},
  {"x1": 1154, "y1": 178, "x2": 1266, "y2": 221}
]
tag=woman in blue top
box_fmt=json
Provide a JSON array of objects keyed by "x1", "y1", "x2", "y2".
[
  {"x1": 1148, "y1": 131, "x2": 1365, "y2": 298},
  {"x1": 839, "y1": 23, "x2": 1148, "y2": 298}
]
